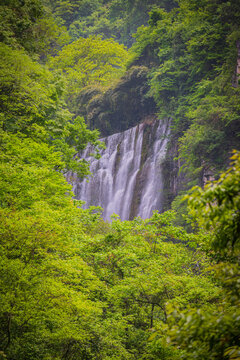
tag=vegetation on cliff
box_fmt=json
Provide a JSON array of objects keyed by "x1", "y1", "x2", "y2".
[
  {"x1": 131, "y1": 0, "x2": 240, "y2": 184},
  {"x1": 0, "y1": 0, "x2": 239, "y2": 359}
]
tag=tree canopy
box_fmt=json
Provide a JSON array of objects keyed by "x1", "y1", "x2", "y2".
[{"x1": 49, "y1": 36, "x2": 129, "y2": 111}]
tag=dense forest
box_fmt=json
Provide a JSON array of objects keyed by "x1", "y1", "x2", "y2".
[{"x1": 0, "y1": 0, "x2": 240, "y2": 359}]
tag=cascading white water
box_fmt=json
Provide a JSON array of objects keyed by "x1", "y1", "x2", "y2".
[{"x1": 69, "y1": 119, "x2": 170, "y2": 220}]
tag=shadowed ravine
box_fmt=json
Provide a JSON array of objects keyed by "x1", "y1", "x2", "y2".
[{"x1": 68, "y1": 118, "x2": 170, "y2": 220}]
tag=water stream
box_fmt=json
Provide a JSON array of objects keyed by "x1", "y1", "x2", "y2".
[{"x1": 68, "y1": 119, "x2": 170, "y2": 220}]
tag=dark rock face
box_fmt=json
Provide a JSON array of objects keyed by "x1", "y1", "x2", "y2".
[
  {"x1": 75, "y1": 66, "x2": 157, "y2": 136},
  {"x1": 161, "y1": 135, "x2": 186, "y2": 211}
]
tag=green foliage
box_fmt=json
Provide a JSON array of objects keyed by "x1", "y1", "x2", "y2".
[
  {"x1": 0, "y1": 177, "x2": 107, "y2": 359},
  {"x1": 74, "y1": 211, "x2": 218, "y2": 359},
  {"x1": 0, "y1": 112, "x2": 103, "y2": 359},
  {"x1": 0, "y1": 10, "x2": 115, "y2": 357},
  {"x1": 31, "y1": 16, "x2": 70, "y2": 59},
  {"x1": 131, "y1": 0, "x2": 240, "y2": 186},
  {"x1": 0, "y1": 42, "x2": 101, "y2": 176},
  {"x1": 0, "y1": 122, "x2": 219, "y2": 360},
  {"x1": 49, "y1": 35, "x2": 128, "y2": 84},
  {"x1": 0, "y1": 206, "x2": 104, "y2": 359},
  {"x1": 0, "y1": 43, "x2": 58, "y2": 134},
  {"x1": 0, "y1": 0, "x2": 69, "y2": 58},
  {"x1": 48, "y1": 0, "x2": 176, "y2": 46},
  {"x1": 46, "y1": 0, "x2": 101, "y2": 27},
  {"x1": 49, "y1": 35, "x2": 129, "y2": 112},
  {"x1": 187, "y1": 151, "x2": 240, "y2": 255},
  {"x1": 0, "y1": 0, "x2": 43, "y2": 50},
  {"x1": 0, "y1": 137, "x2": 219, "y2": 360},
  {"x1": 165, "y1": 151, "x2": 240, "y2": 359}
]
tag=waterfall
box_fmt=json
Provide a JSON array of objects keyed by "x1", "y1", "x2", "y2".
[{"x1": 69, "y1": 119, "x2": 170, "y2": 221}]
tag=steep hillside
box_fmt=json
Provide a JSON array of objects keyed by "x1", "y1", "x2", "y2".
[{"x1": 127, "y1": 1, "x2": 240, "y2": 217}]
